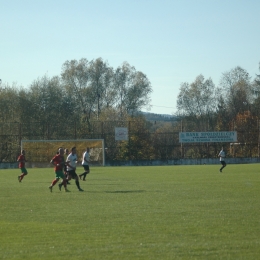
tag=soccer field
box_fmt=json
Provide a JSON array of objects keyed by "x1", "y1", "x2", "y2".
[{"x1": 0, "y1": 164, "x2": 260, "y2": 259}]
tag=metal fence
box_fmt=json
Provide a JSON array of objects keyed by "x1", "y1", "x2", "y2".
[{"x1": 0, "y1": 121, "x2": 259, "y2": 163}]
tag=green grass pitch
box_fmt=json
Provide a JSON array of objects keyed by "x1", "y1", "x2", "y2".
[{"x1": 0, "y1": 164, "x2": 260, "y2": 259}]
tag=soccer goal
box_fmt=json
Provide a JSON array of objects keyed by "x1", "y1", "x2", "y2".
[{"x1": 21, "y1": 139, "x2": 105, "y2": 167}]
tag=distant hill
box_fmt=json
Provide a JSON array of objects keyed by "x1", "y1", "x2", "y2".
[{"x1": 139, "y1": 111, "x2": 177, "y2": 122}]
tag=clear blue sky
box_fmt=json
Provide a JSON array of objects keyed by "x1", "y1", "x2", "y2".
[{"x1": 1, "y1": 0, "x2": 260, "y2": 115}]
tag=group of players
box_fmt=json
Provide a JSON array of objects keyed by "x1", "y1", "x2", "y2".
[
  {"x1": 16, "y1": 146, "x2": 227, "y2": 186},
  {"x1": 17, "y1": 146, "x2": 91, "y2": 192}
]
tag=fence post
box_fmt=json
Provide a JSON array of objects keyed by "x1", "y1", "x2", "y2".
[
  {"x1": 46, "y1": 123, "x2": 50, "y2": 139},
  {"x1": 181, "y1": 120, "x2": 183, "y2": 158},
  {"x1": 233, "y1": 120, "x2": 235, "y2": 157},
  {"x1": 19, "y1": 122, "x2": 22, "y2": 148},
  {"x1": 128, "y1": 120, "x2": 131, "y2": 160},
  {"x1": 74, "y1": 121, "x2": 77, "y2": 139},
  {"x1": 257, "y1": 118, "x2": 260, "y2": 158}
]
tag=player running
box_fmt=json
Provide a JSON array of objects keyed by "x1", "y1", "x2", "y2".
[
  {"x1": 79, "y1": 147, "x2": 90, "y2": 181},
  {"x1": 218, "y1": 147, "x2": 227, "y2": 172},
  {"x1": 59, "y1": 146, "x2": 83, "y2": 191},
  {"x1": 49, "y1": 147, "x2": 68, "y2": 192},
  {"x1": 17, "y1": 150, "x2": 28, "y2": 182}
]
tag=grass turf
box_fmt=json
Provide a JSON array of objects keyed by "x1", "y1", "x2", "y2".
[{"x1": 0, "y1": 164, "x2": 259, "y2": 259}]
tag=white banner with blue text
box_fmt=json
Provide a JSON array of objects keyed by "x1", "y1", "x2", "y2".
[{"x1": 179, "y1": 131, "x2": 237, "y2": 143}]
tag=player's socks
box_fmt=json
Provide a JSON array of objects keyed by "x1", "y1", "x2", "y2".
[
  {"x1": 20, "y1": 174, "x2": 25, "y2": 181},
  {"x1": 52, "y1": 179, "x2": 58, "y2": 186},
  {"x1": 62, "y1": 179, "x2": 67, "y2": 189},
  {"x1": 82, "y1": 172, "x2": 88, "y2": 180},
  {"x1": 75, "y1": 180, "x2": 81, "y2": 190}
]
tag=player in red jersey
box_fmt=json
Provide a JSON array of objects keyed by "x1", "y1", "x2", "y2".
[
  {"x1": 17, "y1": 150, "x2": 28, "y2": 182},
  {"x1": 49, "y1": 147, "x2": 69, "y2": 192}
]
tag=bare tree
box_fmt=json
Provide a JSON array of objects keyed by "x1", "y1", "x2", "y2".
[
  {"x1": 88, "y1": 58, "x2": 114, "y2": 119},
  {"x1": 114, "y1": 62, "x2": 152, "y2": 117},
  {"x1": 177, "y1": 75, "x2": 218, "y2": 116},
  {"x1": 220, "y1": 66, "x2": 252, "y2": 118},
  {"x1": 61, "y1": 58, "x2": 99, "y2": 126}
]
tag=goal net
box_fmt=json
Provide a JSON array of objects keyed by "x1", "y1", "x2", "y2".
[{"x1": 21, "y1": 139, "x2": 105, "y2": 167}]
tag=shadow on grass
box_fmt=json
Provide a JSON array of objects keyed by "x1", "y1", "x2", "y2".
[{"x1": 105, "y1": 190, "x2": 146, "y2": 193}]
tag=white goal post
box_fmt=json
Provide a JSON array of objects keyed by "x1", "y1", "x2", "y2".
[{"x1": 21, "y1": 139, "x2": 105, "y2": 167}]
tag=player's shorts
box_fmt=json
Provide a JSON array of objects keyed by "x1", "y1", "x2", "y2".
[
  {"x1": 220, "y1": 161, "x2": 226, "y2": 165},
  {"x1": 67, "y1": 170, "x2": 78, "y2": 179},
  {"x1": 82, "y1": 165, "x2": 89, "y2": 172},
  {"x1": 55, "y1": 170, "x2": 65, "y2": 179},
  {"x1": 20, "y1": 167, "x2": 28, "y2": 174}
]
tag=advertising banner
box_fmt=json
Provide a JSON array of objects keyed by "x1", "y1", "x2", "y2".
[{"x1": 179, "y1": 131, "x2": 237, "y2": 143}]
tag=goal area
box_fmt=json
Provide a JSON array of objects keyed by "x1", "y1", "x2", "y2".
[{"x1": 21, "y1": 139, "x2": 105, "y2": 167}]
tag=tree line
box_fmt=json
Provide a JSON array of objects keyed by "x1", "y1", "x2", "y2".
[
  {"x1": 0, "y1": 59, "x2": 260, "y2": 162},
  {"x1": 177, "y1": 65, "x2": 260, "y2": 131},
  {"x1": 0, "y1": 58, "x2": 152, "y2": 126}
]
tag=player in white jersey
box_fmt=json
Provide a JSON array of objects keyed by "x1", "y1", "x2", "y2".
[
  {"x1": 79, "y1": 147, "x2": 90, "y2": 181},
  {"x1": 218, "y1": 147, "x2": 227, "y2": 172},
  {"x1": 59, "y1": 146, "x2": 83, "y2": 191}
]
